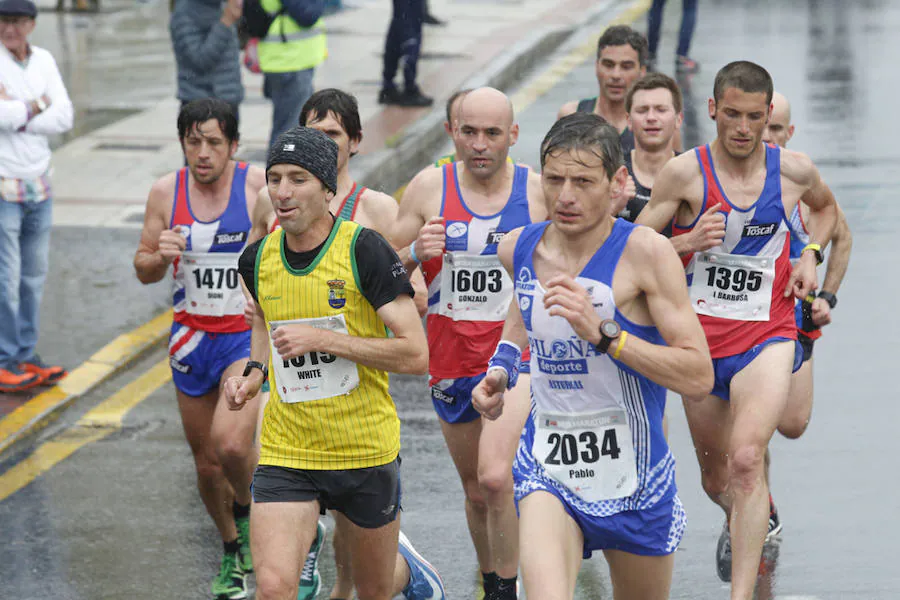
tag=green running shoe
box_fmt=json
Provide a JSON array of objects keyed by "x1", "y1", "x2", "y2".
[
  {"x1": 211, "y1": 552, "x2": 248, "y2": 600},
  {"x1": 235, "y1": 515, "x2": 253, "y2": 574},
  {"x1": 297, "y1": 520, "x2": 327, "y2": 600}
]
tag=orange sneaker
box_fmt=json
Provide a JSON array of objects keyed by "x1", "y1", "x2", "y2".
[
  {"x1": 0, "y1": 366, "x2": 41, "y2": 392},
  {"x1": 20, "y1": 355, "x2": 67, "y2": 385}
]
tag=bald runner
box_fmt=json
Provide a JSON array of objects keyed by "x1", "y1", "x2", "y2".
[{"x1": 393, "y1": 87, "x2": 547, "y2": 600}]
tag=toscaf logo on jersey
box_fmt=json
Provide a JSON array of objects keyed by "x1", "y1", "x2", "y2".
[
  {"x1": 742, "y1": 223, "x2": 777, "y2": 238},
  {"x1": 215, "y1": 231, "x2": 246, "y2": 245},
  {"x1": 486, "y1": 231, "x2": 506, "y2": 245}
]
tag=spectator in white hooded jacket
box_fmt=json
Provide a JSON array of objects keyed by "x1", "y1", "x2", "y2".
[{"x1": 0, "y1": 0, "x2": 73, "y2": 392}]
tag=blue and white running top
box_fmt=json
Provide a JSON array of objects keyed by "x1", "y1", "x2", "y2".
[{"x1": 511, "y1": 219, "x2": 675, "y2": 517}]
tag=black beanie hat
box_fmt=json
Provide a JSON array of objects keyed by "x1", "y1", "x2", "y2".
[{"x1": 266, "y1": 126, "x2": 338, "y2": 194}]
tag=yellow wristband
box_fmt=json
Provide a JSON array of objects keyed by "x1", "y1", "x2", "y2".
[
  {"x1": 802, "y1": 243, "x2": 823, "y2": 265},
  {"x1": 612, "y1": 331, "x2": 628, "y2": 360}
]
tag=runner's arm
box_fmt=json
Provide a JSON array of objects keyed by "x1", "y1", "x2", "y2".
[
  {"x1": 391, "y1": 169, "x2": 437, "y2": 273},
  {"x1": 813, "y1": 202, "x2": 852, "y2": 294},
  {"x1": 614, "y1": 229, "x2": 713, "y2": 397},
  {"x1": 635, "y1": 157, "x2": 695, "y2": 255},
  {"x1": 793, "y1": 154, "x2": 838, "y2": 250},
  {"x1": 134, "y1": 177, "x2": 175, "y2": 284},
  {"x1": 319, "y1": 294, "x2": 427, "y2": 375},
  {"x1": 303, "y1": 230, "x2": 426, "y2": 374},
  {"x1": 245, "y1": 280, "x2": 271, "y2": 384}
]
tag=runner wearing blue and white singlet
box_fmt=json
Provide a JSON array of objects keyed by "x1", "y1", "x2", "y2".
[
  {"x1": 472, "y1": 113, "x2": 712, "y2": 600},
  {"x1": 511, "y1": 219, "x2": 682, "y2": 550}
]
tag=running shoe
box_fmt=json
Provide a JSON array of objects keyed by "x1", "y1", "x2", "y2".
[
  {"x1": 675, "y1": 55, "x2": 700, "y2": 74},
  {"x1": 398, "y1": 531, "x2": 446, "y2": 600},
  {"x1": 19, "y1": 354, "x2": 67, "y2": 385},
  {"x1": 211, "y1": 552, "x2": 248, "y2": 600},
  {"x1": 235, "y1": 513, "x2": 252, "y2": 574},
  {"x1": 297, "y1": 520, "x2": 326, "y2": 600},
  {"x1": 0, "y1": 365, "x2": 40, "y2": 392},
  {"x1": 715, "y1": 520, "x2": 732, "y2": 583}
]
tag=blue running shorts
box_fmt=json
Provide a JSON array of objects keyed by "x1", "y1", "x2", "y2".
[
  {"x1": 168, "y1": 323, "x2": 251, "y2": 397},
  {"x1": 711, "y1": 337, "x2": 803, "y2": 402}
]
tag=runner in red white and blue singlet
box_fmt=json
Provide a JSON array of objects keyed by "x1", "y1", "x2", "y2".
[
  {"x1": 422, "y1": 163, "x2": 534, "y2": 381},
  {"x1": 171, "y1": 162, "x2": 253, "y2": 335},
  {"x1": 672, "y1": 143, "x2": 796, "y2": 360}
]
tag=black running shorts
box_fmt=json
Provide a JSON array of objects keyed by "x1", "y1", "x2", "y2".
[
  {"x1": 252, "y1": 458, "x2": 402, "y2": 529},
  {"x1": 798, "y1": 333, "x2": 815, "y2": 363}
]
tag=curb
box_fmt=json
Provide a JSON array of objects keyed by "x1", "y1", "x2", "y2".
[
  {"x1": 354, "y1": 0, "x2": 630, "y2": 195},
  {"x1": 0, "y1": 310, "x2": 172, "y2": 457}
]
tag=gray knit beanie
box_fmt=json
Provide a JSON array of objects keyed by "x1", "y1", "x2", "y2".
[{"x1": 266, "y1": 126, "x2": 338, "y2": 194}]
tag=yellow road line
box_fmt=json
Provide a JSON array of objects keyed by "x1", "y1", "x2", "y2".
[
  {"x1": 393, "y1": 0, "x2": 650, "y2": 201},
  {"x1": 0, "y1": 359, "x2": 171, "y2": 503},
  {"x1": 0, "y1": 309, "x2": 173, "y2": 454}
]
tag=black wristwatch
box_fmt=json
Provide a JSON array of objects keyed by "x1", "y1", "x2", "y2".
[
  {"x1": 243, "y1": 360, "x2": 268, "y2": 381},
  {"x1": 817, "y1": 290, "x2": 838, "y2": 309},
  {"x1": 595, "y1": 319, "x2": 621, "y2": 354}
]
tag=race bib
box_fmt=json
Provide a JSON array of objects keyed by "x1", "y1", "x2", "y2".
[
  {"x1": 690, "y1": 251, "x2": 775, "y2": 321},
  {"x1": 533, "y1": 409, "x2": 637, "y2": 503},
  {"x1": 181, "y1": 252, "x2": 245, "y2": 317},
  {"x1": 270, "y1": 315, "x2": 360, "y2": 403},
  {"x1": 438, "y1": 253, "x2": 512, "y2": 321}
]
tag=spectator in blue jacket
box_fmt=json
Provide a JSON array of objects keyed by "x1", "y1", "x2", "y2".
[{"x1": 170, "y1": 0, "x2": 244, "y2": 118}]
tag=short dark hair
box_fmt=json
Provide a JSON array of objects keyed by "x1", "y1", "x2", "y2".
[
  {"x1": 300, "y1": 88, "x2": 363, "y2": 142},
  {"x1": 177, "y1": 98, "x2": 239, "y2": 143},
  {"x1": 541, "y1": 113, "x2": 622, "y2": 180},
  {"x1": 445, "y1": 88, "x2": 472, "y2": 124},
  {"x1": 713, "y1": 61, "x2": 774, "y2": 105},
  {"x1": 626, "y1": 73, "x2": 683, "y2": 113},
  {"x1": 596, "y1": 25, "x2": 648, "y2": 66}
]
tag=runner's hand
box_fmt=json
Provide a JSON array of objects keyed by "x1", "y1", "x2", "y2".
[
  {"x1": 414, "y1": 216, "x2": 446, "y2": 262},
  {"x1": 243, "y1": 297, "x2": 256, "y2": 328},
  {"x1": 271, "y1": 323, "x2": 321, "y2": 359},
  {"x1": 158, "y1": 225, "x2": 187, "y2": 263},
  {"x1": 611, "y1": 174, "x2": 636, "y2": 216},
  {"x1": 785, "y1": 251, "x2": 817, "y2": 299},
  {"x1": 811, "y1": 297, "x2": 832, "y2": 327},
  {"x1": 224, "y1": 375, "x2": 258, "y2": 411},
  {"x1": 473, "y1": 369, "x2": 507, "y2": 421},
  {"x1": 543, "y1": 275, "x2": 601, "y2": 343},
  {"x1": 686, "y1": 205, "x2": 726, "y2": 252}
]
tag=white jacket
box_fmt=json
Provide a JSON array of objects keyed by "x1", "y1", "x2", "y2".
[{"x1": 0, "y1": 45, "x2": 73, "y2": 180}]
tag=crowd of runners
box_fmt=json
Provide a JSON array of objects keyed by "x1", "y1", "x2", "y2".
[{"x1": 132, "y1": 22, "x2": 851, "y2": 600}]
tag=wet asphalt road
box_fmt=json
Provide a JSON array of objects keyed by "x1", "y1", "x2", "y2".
[{"x1": 3, "y1": 0, "x2": 900, "y2": 598}]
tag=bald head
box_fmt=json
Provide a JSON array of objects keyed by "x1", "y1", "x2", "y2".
[
  {"x1": 458, "y1": 87, "x2": 515, "y2": 129},
  {"x1": 455, "y1": 87, "x2": 519, "y2": 180},
  {"x1": 763, "y1": 91, "x2": 794, "y2": 147}
]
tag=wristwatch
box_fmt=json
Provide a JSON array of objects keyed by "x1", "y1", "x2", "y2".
[
  {"x1": 595, "y1": 319, "x2": 621, "y2": 354},
  {"x1": 243, "y1": 360, "x2": 268, "y2": 381},
  {"x1": 34, "y1": 97, "x2": 47, "y2": 112},
  {"x1": 817, "y1": 290, "x2": 838, "y2": 309}
]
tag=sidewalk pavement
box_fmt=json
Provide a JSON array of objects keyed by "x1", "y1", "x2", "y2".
[{"x1": 42, "y1": 0, "x2": 635, "y2": 228}]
